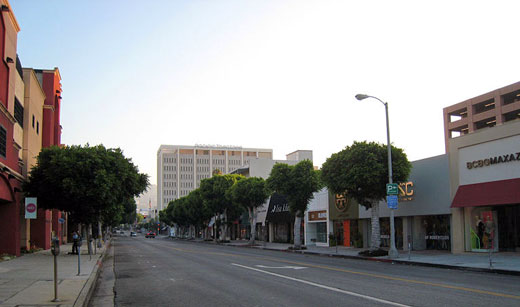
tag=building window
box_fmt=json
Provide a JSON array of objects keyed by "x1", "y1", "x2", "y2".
[
  {"x1": 14, "y1": 98, "x2": 23, "y2": 128},
  {"x1": 36, "y1": 122, "x2": 39, "y2": 134},
  {"x1": 0, "y1": 126, "x2": 6, "y2": 158},
  {"x1": 32, "y1": 115, "x2": 35, "y2": 128}
]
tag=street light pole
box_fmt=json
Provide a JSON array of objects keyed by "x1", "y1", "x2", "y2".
[{"x1": 355, "y1": 94, "x2": 399, "y2": 259}]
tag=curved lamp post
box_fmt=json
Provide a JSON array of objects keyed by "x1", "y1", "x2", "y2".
[{"x1": 355, "y1": 94, "x2": 398, "y2": 259}]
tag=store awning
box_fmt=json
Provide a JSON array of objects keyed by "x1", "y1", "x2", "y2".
[{"x1": 451, "y1": 178, "x2": 520, "y2": 208}]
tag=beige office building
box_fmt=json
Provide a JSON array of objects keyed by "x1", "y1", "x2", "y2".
[{"x1": 157, "y1": 145, "x2": 273, "y2": 211}]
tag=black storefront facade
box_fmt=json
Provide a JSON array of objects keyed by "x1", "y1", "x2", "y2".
[{"x1": 265, "y1": 193, "x2": 302, "y2": 244}]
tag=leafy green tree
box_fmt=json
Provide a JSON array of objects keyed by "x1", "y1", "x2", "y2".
[
  {"x1": 266, "y1": 160, "x2": 321, "y2": 249},
  {"x1": 231, "y1": 177, "x2": 270, "y2": 244},
  {"x1": 321, "y1": 141, "x2": 411, "y2": 250},
  {"x1": 136, "y1": 213, "x2": 145, "y2": 224},
  {"x1": 23, "y1": 144, "x2": 149, "y2": 229},
  {"x1": 185, "y1": 189, "x2": 212, "y2": 238},
  {"x1": 199, "y1": 174, "x2": 243, "y2": 242}
]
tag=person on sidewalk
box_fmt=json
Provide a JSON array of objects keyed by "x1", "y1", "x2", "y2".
[{"x1": 72, "y1": 231, "x2": 79, "y2": 254}]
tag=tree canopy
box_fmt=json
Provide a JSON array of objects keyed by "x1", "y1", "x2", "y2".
[
  {"x1": 320, "y1": 141, "x2": 411, "y2": 208},
  {"x1": 266, "y1": 160, "x2": 321, "y2": 248},
  {"x1": 266, "y1": 160, "x2": 321, "y2": 216},
  {"x1": 230, "y1": 177, "x2": 270, "y2": 243},
  {"x1": 23, "y1": 144, "x2": 149, "y2": 226}
]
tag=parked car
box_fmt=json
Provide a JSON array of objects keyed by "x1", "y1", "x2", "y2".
[
  {"x1": 130, "y1": 231, "x2": 137, "y2": 237},
  {"x1": 145, "y1": 231, "x2": 156, "y2": 238}
]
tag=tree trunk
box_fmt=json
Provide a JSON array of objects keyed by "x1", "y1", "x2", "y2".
[
  {"x1": 223, "y1": 209, "x2": 228, "y2": 241},
  {"x1": 370, "y1": 201, "x2": 381, "y2": 250},
  {"x1": 213, "y1": 215, "x2": 218, "y2": 243},
  {"x1": 97, "y1": 221, "x2": 102, "y2": 248},
  {"x1": 293, "y1": 211, "x2": 302, "y2": 249},
  {"x1": 249, "y1": 207, "x2": 257, "y2": 245},
  {"x1": 87, "y1": 224, "x2": 92, "y2": 255}
]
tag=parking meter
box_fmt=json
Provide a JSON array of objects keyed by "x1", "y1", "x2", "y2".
[
  {"x1": 51, "y1": 238, "x2": 60, "y2": 256},
  {"x1": 51, "y1": 237, "x2": 60, "y2": 301}
]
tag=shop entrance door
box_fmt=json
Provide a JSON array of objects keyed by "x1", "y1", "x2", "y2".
[
  {"x1": 497, "y1": 205, "x2": 520, "y2": 252},
  {"x1": 343, "y1": 220, "x2": 350, "y2": 247}
]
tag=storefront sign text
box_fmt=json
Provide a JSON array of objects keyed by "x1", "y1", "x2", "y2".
[
  {"x1": 466, "y1": 152, "x2": 520, "y2": 169},
  {"x1": 270, "y1": 203, "x2": 289, "y2": 213},
  {"x1": 309, "y1": 210, "x2": 327, "y2": 221},
  {"x1": 398, "y1": 181, "x2": 414, "y2": 202}
]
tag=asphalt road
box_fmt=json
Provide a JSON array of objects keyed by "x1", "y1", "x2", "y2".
[{"x1": 111, "y1": 235, "x2": 520, "y2": 307}]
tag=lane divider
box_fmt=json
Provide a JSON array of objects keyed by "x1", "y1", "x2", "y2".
[
  {"x1": 231, "y1": 263, "x2": 410, "y2": 307},
  {"x1": 157, "y1": 241, "x2": 520, "y2": 300}
]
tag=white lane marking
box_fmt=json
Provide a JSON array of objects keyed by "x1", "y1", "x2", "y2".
[
  {"x1": 170, "y1": 278, "x2": 176, "y2": 282},
  {"x1": 255, "y1": 265, "x2": 307, "y2": 270},
  {"x1": 231, "y1": 263, "x2": 410, "y2": 307},
  {"x1": 152, "y1": 265, "x2": 156, "y2": 268}
]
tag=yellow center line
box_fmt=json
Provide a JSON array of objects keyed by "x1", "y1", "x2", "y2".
[{"x1": 162, "y1": 244, "x2": 520, "y2": 300}]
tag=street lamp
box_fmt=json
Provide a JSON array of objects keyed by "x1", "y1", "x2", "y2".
[{"x1": 355, "y1": 94, "x2": 399, "y2": 259}]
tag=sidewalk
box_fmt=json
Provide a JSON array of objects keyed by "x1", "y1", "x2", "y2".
[
  {"x1": 0, "y1": 241, "x2": 109, "y2": 307},
  {"x1": 199, "y1": 239, "x2": 520, "y2": 275}
]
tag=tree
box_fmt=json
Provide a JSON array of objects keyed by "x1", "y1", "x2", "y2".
[
  {"x1": 199, "y1": 174, "x2": 243, "y2": 242},
  {"x1": 266, "y1": 160, "x2": 321, "y2": 249},
  {"x1": 231, "y1": 177, "x2": 270, "y2": 245},
  {"x1": 23, "y1": 144, "x2": 149, "y2": 229},
  {"x1": 321, "y1": 141, "x2": 411, "y2": 250}
]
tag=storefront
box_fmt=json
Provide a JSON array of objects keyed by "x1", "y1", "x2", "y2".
[
  {"x1": 328, "y1": 191, "x2": 362, "y2": 247},
  {"x1": 304, "y1": 189, "x2": 332, "y2": 246},
  {"x1": 265, "y1": 193, "x2": 295, "y2": 244},
  {"x1": 360, "y1": 154, "x2": 452, "y2": 251},
  {"x1": 449, "y1": 121, "x2": 520, "y2": 252}
]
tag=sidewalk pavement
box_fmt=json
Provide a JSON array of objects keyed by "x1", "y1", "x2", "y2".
[
  {"x1": 187, "y1": 238, "x2": 520, "y2": 275},
  {"x1": 0, "y1": 240, "x2": 110, "y2": 307}
]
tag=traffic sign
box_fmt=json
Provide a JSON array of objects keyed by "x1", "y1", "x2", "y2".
[
  {"x1": 386, "y1": 183, "x2": 399, "y2": 195},
  {"x1": 387, "y1": 195, "x2": 398, "y2": 209},
  {"x1": 58, "y1": 218, "x2": 65, "y2": 224}
]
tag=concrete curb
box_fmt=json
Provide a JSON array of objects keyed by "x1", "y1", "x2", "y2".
[
  {"x1": 168, "y1": 237, "x2": 520, "y2": 277},
  {"x1": 74, "y1": 240, "x2": 112, "y2": 307}
]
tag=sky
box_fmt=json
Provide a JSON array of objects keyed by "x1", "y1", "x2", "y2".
[{"x1": 11, "y1": 0, "x2": 520, "y2": 185}]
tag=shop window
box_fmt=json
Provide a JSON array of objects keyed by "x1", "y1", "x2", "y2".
[
  {"x1": 316, "y1": 222, "x2": 327, "y2": 243},
  {"x1": 470, "y1": 207, "x2": 498, "y2": 251},
  {"x1": 423, "y1": 215, "x2": 451, "y2": 250}
]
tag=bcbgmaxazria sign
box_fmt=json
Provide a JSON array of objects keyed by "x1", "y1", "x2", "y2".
[
  {"x1": 466, "y1": 152, "x2": 520, "y2": 169},
  {"x1": 459, "y1": 134, "x2": 520, "y2": 186}
]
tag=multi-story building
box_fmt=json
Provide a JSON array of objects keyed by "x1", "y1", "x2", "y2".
[
  {"x1": 444, "y1": 81, "x2": 520, "y2": 253},
  {"x1": 29, "y1": 67, "x2": 64, "y2": 250},
  {"x1": 157, "y1": 145, "x2": 273, "y2": 211},
  {"x1": 443, "y1": 81, "x2": 520, "y2": 152},
  {"x1": 19, "y1": 67, "x2": 45, "y2": 251},
  {"x1": 0, "y1": 0, "x2": 24, "y2": 256}
]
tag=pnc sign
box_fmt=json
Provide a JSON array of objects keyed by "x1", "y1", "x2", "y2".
[{"x1": 25, "y1": 197, "x2": 37, "y2": 219}]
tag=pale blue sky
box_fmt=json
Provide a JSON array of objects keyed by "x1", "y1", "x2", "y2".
[{"x1": 12, "y1": 0, "x2": 520, "y2": 185}]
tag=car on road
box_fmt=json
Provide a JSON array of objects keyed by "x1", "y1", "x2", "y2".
[
  {"x1": 145, "y1": 231, "x2": 156, "y2": 238},
  {"x1": 130, "y1": 231, "x2": 137, "y2": 237}
]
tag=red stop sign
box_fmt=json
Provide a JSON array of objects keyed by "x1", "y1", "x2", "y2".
[{"x1": 27, "y1": 203, "x2": 36, "y2": 213}]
